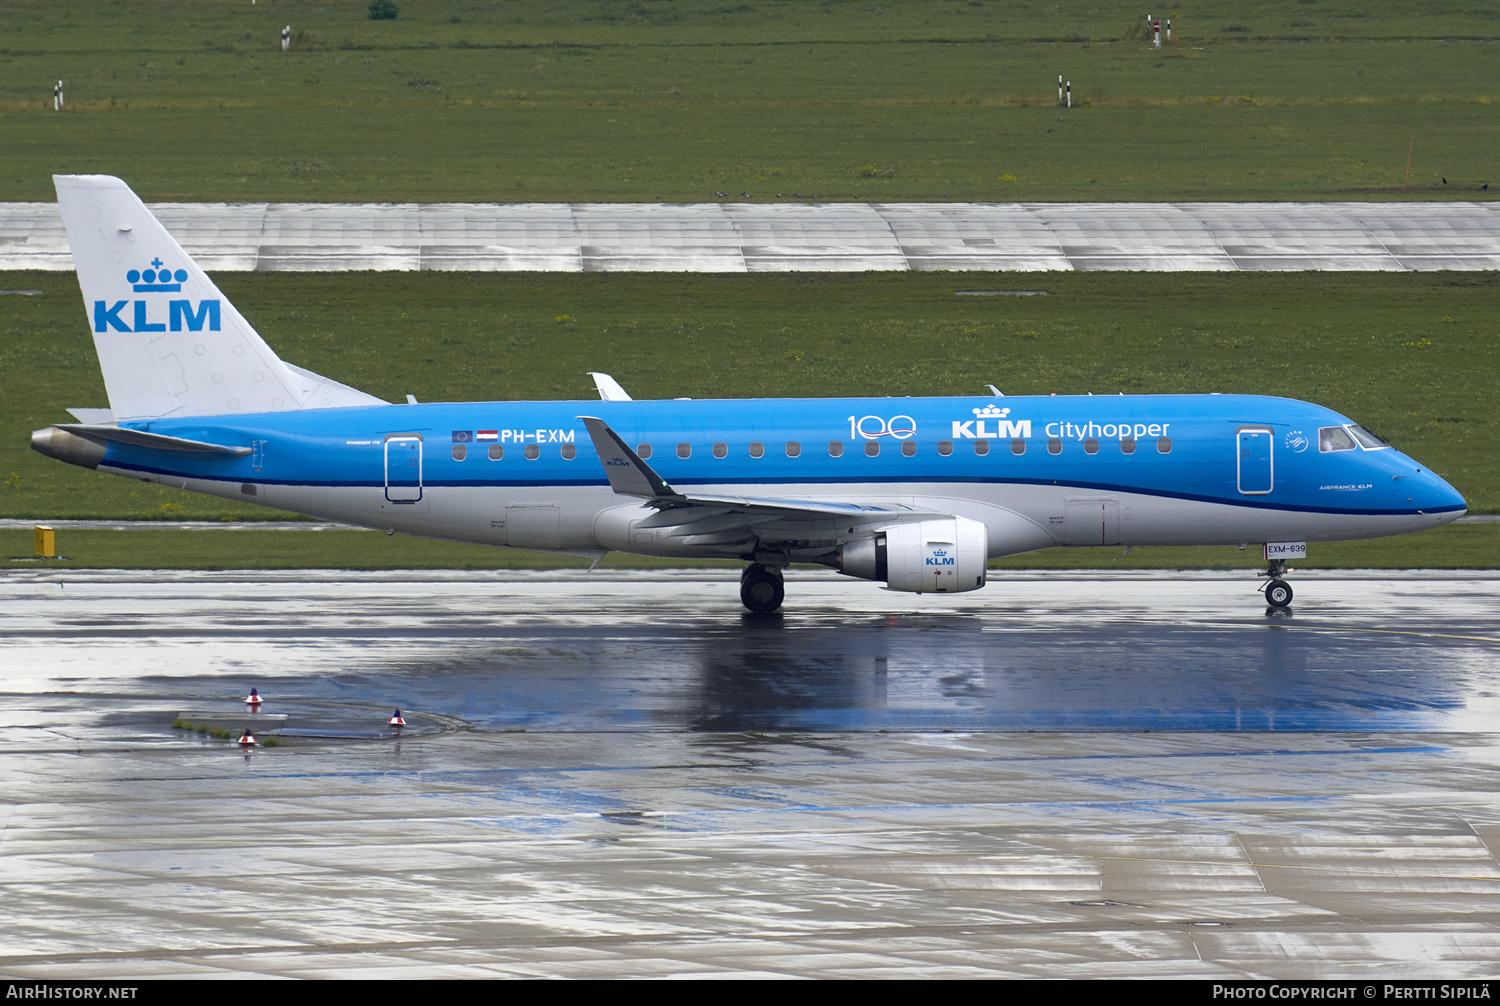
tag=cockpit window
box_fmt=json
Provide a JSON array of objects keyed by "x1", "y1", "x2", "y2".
[
  {"x1": 1348, "y1": 424, "x2": 1388, "y2": 450},
  {"x1": 1319, "y1": 426, "x2": 1356, "y2": 453}
]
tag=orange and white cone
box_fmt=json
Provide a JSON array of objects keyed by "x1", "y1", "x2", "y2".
[
  {"x1": 238, "y1": 730, "x2": 257, "y2": 747},
  {"x1": 388, "y1": 709, "x2": 406, "y2": 728},
  {"x1": 245, "y1": 688, "x2": 263, "y2": 707}
]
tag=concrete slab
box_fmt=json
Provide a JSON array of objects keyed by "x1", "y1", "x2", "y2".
[{"x1": 6, "y1": 201, "x2": 1496, "y2": 273}]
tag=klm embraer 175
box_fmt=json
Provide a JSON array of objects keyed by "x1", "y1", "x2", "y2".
[{"x1": 33, "y1": 176, "x2": 1467, "y2": 612}]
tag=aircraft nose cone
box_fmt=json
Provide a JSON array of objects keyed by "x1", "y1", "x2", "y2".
[{"x1": 1418, "y1": 469, "x2": 1466, "y2": 518}]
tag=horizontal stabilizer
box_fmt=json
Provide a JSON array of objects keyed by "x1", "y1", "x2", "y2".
[
  {"x1": 66, "y1": 407, "x2": 115, "y2": 425},
  {"x1": 56, "y1": 423, "x2": 251, "y2": 456}
]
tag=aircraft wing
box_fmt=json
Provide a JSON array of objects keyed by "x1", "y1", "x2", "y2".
[{"x1": 579, "y1": 416, "x2": 930, "y2": 552}]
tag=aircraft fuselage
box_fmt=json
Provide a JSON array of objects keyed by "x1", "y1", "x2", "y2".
[{"x1": 77, "y1": 394, "x2": 1463, "y2": 561}]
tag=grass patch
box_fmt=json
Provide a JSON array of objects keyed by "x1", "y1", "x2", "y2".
[
  {"x1": 0, "y1": 1, "x2": 1495, "y2": 201},
  {"x1": 5, "y1": 523, "x2": 1493, "y2": 571},
  {"x1": 5, "y1": 268, "x2": 1495, "y2": 519}
]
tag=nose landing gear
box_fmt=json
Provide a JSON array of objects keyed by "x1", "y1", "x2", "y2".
[
  {"x1": 1262, "y1": 558, "x2": 1293, "y2": 608},
  {"x1": 740, "y1": 563, "x2": 785, "y2": 613}
]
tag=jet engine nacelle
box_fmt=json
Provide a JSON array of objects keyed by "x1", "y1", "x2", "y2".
[{"x1": 836, "y1": 517, "x2": 988, "y2": 593}]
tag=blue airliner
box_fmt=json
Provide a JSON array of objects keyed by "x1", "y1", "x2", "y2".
[{"x1": 32, "y1": 176, "x2": 1466, "y2": 612}]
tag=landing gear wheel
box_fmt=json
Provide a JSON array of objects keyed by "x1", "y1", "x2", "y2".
[
  {"x1": 739, "y1": 564, "x2": 785, "y2": 613},
  {"x1": 1264, "y1": 579, "x2": 1293, "y2": 608}
]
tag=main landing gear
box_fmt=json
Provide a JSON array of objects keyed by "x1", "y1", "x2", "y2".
[
  {"x1": 740, "y1": 563, "x2": 785, "y2": 613},
  {"x1": 1262, "y1": 558, "x2": 1293, "y2": 608}
]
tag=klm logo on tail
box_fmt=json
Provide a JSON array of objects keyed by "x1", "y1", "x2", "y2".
[{"x1": 93, "y1": 257, "x2": 220, "y2": 333}]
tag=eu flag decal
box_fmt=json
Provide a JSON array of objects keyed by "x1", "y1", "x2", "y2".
[{"x1": 452, "y1": 430, "x2": 473, "y2": 443}]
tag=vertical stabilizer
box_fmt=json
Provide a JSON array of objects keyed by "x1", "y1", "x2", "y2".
[{"x1": 54, "y1": 175, "x2": 385, "y2": 421}]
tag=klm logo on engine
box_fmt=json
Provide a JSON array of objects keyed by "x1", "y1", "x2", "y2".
[
  {"x1": 952, "y1": 404, "x2": 1031, "y2": 439},
  {"x1": 93, "y1": 257, "x2": 220, "y2": 333},
  {"x1": 925, "y1": 548, "x2": 956, "y2": 567}
]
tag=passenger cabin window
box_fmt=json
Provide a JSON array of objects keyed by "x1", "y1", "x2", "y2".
[
  {"x1": 677, "y1": 442, "x2": 692, "y2": 459},
  {"x1": 561, "y1": 443, "x2": 577, "y2": 460},
  {"x1": 451, "y1": 444, "x2": 467, "y2": 461},
  {"x1": 901, "y1": 440, "x2": 917, "y2": 457},
  {"x1": 749, "y1": 441, "x2": 765, "y2": 458},
  {"x1": 865, "y1": 441, "x2": 880, "y2": 457},
  {"x1": 938, "y1": 440, "x2": 953, "y2": 456},
  {"x1": 1319, "y1": 427, "x2": 1356, "y2": 453},
  {"x1": 712, "y1": 442, "x2": 727, "y2": 458},
  {"x1": 637, "y1": 443, "x2": 652, "y2": 460},
  {"x1": 1120, "y1": 438, "x2": 1136, "y2": 455},
  {"x1": 524, "y1": 444, "x2": 540, "y2": 460},
  {"x1": 1011, "y1": 439, "x2": 1025, "y2": 455},
  {"x1": 828, "y1": 441, "x2": 844, "y2": 458},
  {"x1": 1156, "y1": 437, "x2": 1172, "y2": 454},
  {"x1": 488, "y1": 444, "x2": 504, "y2": 461},
  {"x1": 1048, "y1": 439, "x2": 1063, "y2": 455},
  {"x1": 973, "y1": 439, "x2": 989, "y2": 456},
  {"x1": 785, "y1": 441, "x2": 801, "y2": 457},
  {"x1": 1083, "y1": 438, "x2": 1099, "y2": 455}
]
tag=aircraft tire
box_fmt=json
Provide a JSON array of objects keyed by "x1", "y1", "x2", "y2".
[
  {"x1": 1265, "y1": 579, "x2": 1293, "y2": 608},
  {"x1": 740, "y1": 565, "x2": 785, "y2": 613}
]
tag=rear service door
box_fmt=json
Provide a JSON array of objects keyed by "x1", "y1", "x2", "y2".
[{"x1": 384, "y1": 435, "x2": 424, "y2": 503}]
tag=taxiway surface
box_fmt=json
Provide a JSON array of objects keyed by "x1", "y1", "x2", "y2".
[
  {"x1": 5, "y1": 200, "x2": 1499, "y2": 272},
  {"x1": 2, "y1": 570, "x2": 1498, "y2": 978}
]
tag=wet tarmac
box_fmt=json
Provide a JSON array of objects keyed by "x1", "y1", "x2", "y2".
[{"x1": 2, "y1": 569, "x2": 1499, "y2": 978}]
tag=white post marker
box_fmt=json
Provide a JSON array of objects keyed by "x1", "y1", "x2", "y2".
[
  {"x1": 53, "y1": 80, "x2": 63, "y2": 111},
  {"x1": 1166, "y1": 18, "x2": 1172, "y2": 44},
  {"x1": 1058, "y1": 74, "x2": 1063, "y2": 104},
  {"x1": 1066, "y1": 80, "x2": 1071, "y2": 108},
  {"x1": 281, "y1": 25, "x2": 291, "y2": 51},
  {"x1": 1153, "y1": 18, "x2": 1161, "y2": 47}
]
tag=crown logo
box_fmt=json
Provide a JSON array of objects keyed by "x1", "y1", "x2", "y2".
[
  {"x1": 126, "y1": 257, "x2": 186, "y2": 292},
  {"x1": 972, "y1": 404, "x2": 1010, "y2": 418}
]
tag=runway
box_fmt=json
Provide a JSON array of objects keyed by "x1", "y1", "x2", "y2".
[
  {"x1": 4, "y1": 200, "x2": 1499, "y2": 272},
  {"x1": 2, "y1": 569, "x2": 1498, "y2": 978}
]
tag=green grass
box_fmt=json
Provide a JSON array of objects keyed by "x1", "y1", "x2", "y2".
[
  {"x1": 1, "y1": 0, "x2": 1495, "y2": 201},
  {"x1": 2, "y1": 2, "x2": 1494, "y2": 571},
  {"x1": 4, "y1": 268, "x2": 1496, "y2": 520},
  {"x1": 5, "y1": 523, "x2": 1494, "y2": 572}
]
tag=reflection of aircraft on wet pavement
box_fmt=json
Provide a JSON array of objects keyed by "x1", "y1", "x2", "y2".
[{"x1": 34, "y1": 175, "x2": 1466, "y2": 612}]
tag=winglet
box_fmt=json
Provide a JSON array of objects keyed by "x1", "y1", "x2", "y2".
[
  {"x1": 579, "y1": 416, "x2": 678, "y2": 499},
  {"x1": 589, "y1": 372, "x2": 633, "y2": 402}
]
